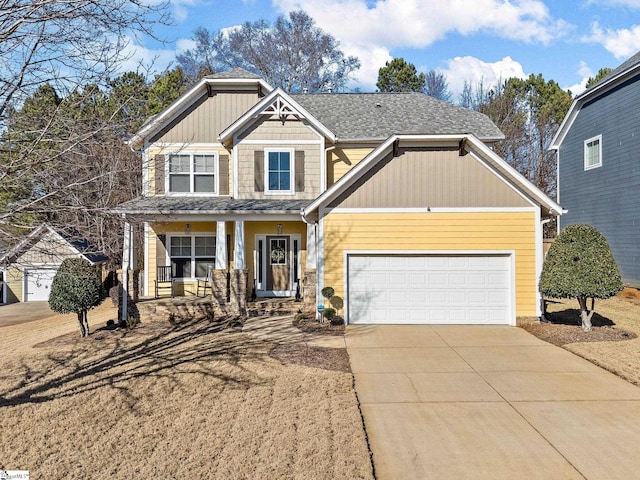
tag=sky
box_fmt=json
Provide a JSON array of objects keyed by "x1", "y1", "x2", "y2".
[{"x1": 125, "y1": 0, "x2": 640, "y2": 99}]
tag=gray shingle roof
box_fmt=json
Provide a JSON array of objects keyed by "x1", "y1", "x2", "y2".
[
  {"x1": 580, "y1": 50, "x2": 640, "y2": 97},
  {"x1": 293, "y1": 92, "x2": 504, "y2": 141},
  {"x1": 204, "y1": 68, "x2": 264, "y2": 80},
  {"x1": 115, "y1": 197, "x2": 310, "y2": 215}
]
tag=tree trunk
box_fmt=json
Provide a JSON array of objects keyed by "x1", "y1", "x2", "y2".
[
  {"x1": 77, "y1": 311, "x2": 87, "y2": 337},
  {"x1": 577, "y1": 296, "x2": 594, "y2": 332},
  {"x1": 83, "y1": 310, "x2": 90, "y2": 337}
]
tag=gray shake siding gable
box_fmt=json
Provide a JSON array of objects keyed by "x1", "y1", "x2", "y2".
[{"x1": 558, "y1": 75, "x2": 640, "y2": 285}]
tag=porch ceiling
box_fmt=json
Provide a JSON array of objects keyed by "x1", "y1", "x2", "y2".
[{"x1": 115, "y1": 196, "x2": 311, "y2": 216}]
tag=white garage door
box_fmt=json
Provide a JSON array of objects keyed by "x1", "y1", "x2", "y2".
[
  {"x1": 25, "y1": 268, "x2": 58, "y2": 302},
  {"x1": 347, "y1": 255, "x2": 512, "y2": 325}
]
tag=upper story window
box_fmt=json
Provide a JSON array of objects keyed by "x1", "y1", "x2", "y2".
[
  {"x1": 265, "y1": 148, "x2": 294, "y2": 194},
  {"x1": 168, "y1": 153, "x2": 217, "y2": 194},
  {"x1": 584, "y1": 135, "x2": 602, "y2": 170}
]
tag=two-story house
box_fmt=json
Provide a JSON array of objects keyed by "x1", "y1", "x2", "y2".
[
  {"x1": 551, "y1": 51, "x2": 640, "y2": 286},
  {"x1": 116, "y1": 68, "x2": 562, "y2": 325}
]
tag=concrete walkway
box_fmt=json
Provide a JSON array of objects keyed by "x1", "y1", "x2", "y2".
[{"x1": 346, "y1": 325, "x2": 640, "y2": 480}]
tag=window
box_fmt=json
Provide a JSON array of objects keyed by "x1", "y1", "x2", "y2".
[
  {"x1": 270, "y1": 238, "x2": 287, "y2": 265},
  {"x1": 168, "y1": 153, "x2": 217, "y2": 193},
  {"x1": 169, "y1": 235, "x2": 216, "y2": 278},
  {"x1": 265, "y1": 149, "x2": 294, "y2": 194},
  {"x1": 584, "y1": 135, "x2": 602, "y2": 170}
]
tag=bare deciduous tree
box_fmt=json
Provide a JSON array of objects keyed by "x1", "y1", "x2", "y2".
[{"x1": 0, "y1": 0, "x2": 171, "y2": 261}]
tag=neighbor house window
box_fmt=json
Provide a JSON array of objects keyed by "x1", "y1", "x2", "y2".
[
  {"x1": 168, "y1": 153, "x2": 217, "y2": 193},
  {"x1": 169, "y1": 235, "x2": 216, "y2": 278},
  {"x1": 584, "y1": 135, "x2": 602, "y2": 170},
  {"x1": 265, "y1": 149, "x2": 294, "y2": 194}
]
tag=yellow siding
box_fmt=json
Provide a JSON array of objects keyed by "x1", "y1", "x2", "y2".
[
  {"x1": 328, "y1": 147, "x2": 374, "y2": 186},
  {"x1": 146, "y1": 146, "x2": 232, "y2": 197},
  {"x1": 322, "y1": 212, "x2": 538, "y2": 317},
  {"x1": 6, "y1": 265, "x2": 23, "y2": 303}
]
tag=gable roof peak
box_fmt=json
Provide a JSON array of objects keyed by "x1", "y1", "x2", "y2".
[{"x1": 204, "y1": 68, "x2": 264, "y2": 80}]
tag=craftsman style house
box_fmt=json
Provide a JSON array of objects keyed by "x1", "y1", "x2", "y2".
[
  {"x1": 116, "y1": 68, "x2": 562, "y2": 325},
  {"x1": 552, "y1": 51, "x2": 640, "y2": 286}
]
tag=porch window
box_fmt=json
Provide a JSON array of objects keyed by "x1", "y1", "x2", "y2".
[
  {"x1": 168, "y1": 153, "x2": 217, "y2": 193},
  {"x1": 584, "y1": 135, "x2": 602, "y2": 170},
  {"x1": 169, "y1": 235, "x2": 216, "y2": 278},
  {"x1": 265, "y1": 149, "x2": 294, "y2": 194}
]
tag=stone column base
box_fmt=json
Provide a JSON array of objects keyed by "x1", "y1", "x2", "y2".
[
  {"x1": 230, "y1": 269, "x2": 248, "y2": 315},
  {"x1": 211, "y1": 269, "x2": 229, "y2": 308},
  {"x1": 303, "y1": 269, "x2": 317, "y2": 311}
]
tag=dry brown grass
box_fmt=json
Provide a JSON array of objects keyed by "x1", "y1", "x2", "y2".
[
  {"x1": 0, "y1": 303, "x2": 373, "y2": 479},
  {"x1": 543, "y1": 290, "x2": 640, "y2": 386}
]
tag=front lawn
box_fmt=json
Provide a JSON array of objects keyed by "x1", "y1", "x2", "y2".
[{"x1": 0, "y1": 306, "x2": 373, "y2": 479}]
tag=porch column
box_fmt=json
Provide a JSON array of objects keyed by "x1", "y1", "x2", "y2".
[
  {"x1": 215, "y1": 221, "x2": 227, "y2": 269},
  {"x1": 120, "y1": 221, "x2": 134, "y2": 324},
  {"x1": 230, "y1": 220, "x2": 248, "y2": 315},
  {"x1": 304, "y1": 222, "x2": 318, "y2": 309},
  {"x1": 234, "y1": 220, "x2": 245, "y2": 269},
  {"x1": 306, "y1": 222, "x2": 316, "y2": 269}
]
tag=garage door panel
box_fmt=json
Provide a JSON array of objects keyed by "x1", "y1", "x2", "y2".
[
  {"x1": 348, "y1": 255, "x2": 512, "y2": 325},
  {"x1": 25, "y1": 268, "x2": 57, "y2": 302}
]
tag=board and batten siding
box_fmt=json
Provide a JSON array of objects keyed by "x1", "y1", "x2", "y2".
[
  {"x1": 236, "y1": 116, "x2": 321, "y2": 200},
  {"x1": 327, "y1": 147, "x2": 374, "y2": 186},
  {"x1": 322, "y1": 212, "x2": 538, "y2": 317},
  {"x1": 559, "y1": 75, "x2": 640, "y2": 284},
  {"x1": 330, "y1": 148, "x2": 531, "y2": 209},
  {"x1": 151, "y1": 92, "x2": 260, "y2": 144}
]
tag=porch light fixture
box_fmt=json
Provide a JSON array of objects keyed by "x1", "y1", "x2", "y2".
[
  {"x1": 277, "y1": 223, "x2": 283, "y2": 234},
  {"x1": 185, "y1": 223, "x2": 191, "y2": 234}
]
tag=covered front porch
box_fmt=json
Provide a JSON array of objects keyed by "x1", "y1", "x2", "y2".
[{"x1": 116, "y1": 197, "x2": 319, "y2": 321}]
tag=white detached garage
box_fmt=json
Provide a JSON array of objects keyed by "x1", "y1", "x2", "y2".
[{"x1": 0, "y1": 224, "x2": 108, "y2": 304}]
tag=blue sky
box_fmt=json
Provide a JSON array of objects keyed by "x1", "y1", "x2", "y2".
[{"x1": 126, "y1": 0, "x2": 640, "y2": 99}]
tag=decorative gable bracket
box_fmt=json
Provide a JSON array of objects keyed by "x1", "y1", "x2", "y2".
[{"x1": 261, "y1": 97, "x2": 302, "y2": 124}]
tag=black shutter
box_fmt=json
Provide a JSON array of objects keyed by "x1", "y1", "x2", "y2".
[
  {"x1": 295, "y1": 150, "x2": 305, "y2": 192},
  {"x1": 154, "y1": 155, "x2": 165, "y2": 194},
  {"x1": 254, "y1": 150, "x2": 264, "y2": 192},
  {"x1": 219, "y1": 154, "x2": 230, "y2": 195}
]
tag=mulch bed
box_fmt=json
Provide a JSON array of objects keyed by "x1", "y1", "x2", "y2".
[
  {"x1": 269, "y1": 344, "x2": 351, "y2": 373},
  {"x1": 522, "y1": 301, "x2": 637, "y2": 346},
  {"x1": 293, "y1": 317, "x2": 346, "y2": 336}
]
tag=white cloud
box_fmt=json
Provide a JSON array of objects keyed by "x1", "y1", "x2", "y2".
[
  {"x1": 440, "y1": 56, "x2": 527, "y2": 99},
  {"x1": 116, "y1": 36, "x2": 178, "y2": 76},
  {"x1": 341, "y1": 43, "x2": 392, "y2": 91},
  {"x1": 273, "y1": 0, "x2": 570, "y2": 48},
  {"x1": 587, "y1": 0, "x2": 640, "y2": 6},
  {"x1": 583, "y1": 22, "x2": 640, "y2": 58}
]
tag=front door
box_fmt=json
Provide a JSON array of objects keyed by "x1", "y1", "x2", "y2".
[
  {"x1": 255, "y1": 234, "x2": 301, "y2": 297},
  {"x1": 267, "y1": 236, "x2": 290, "y2": 292}
]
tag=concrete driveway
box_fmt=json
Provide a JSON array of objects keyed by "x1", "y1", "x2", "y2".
[
  {"x1": 346, "y1": 325, "x2": 640, "y2": 480},
  {"x1": 0, "y1": 301, "x2": 56, "y2": 327}
]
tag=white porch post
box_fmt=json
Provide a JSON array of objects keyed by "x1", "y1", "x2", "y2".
[
  {"x1": 120, "y1": 221, "x2": 133, "y2": 323},
  {"x1": 215, "y1": 221, "x2": 227, "y2": 269},
  {"x1": 306, "y1": 222, "x2": 317, "y2": 269},
  {"x1": 234, "y1": 221, "x2": 245, "y2": 269}
]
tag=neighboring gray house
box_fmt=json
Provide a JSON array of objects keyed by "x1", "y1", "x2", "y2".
[{"x1": 551, "y1": 51, "x2": 640, "y2": 286}]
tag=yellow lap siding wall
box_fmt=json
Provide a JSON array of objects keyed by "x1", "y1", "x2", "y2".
[{"x1": 322, "y1": 211, "x2": 538, "y2": 317}]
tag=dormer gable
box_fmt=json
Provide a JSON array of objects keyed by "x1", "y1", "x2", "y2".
[
  {"x1": 219, "y1": 88, "x2": 336, "y2": 146},
  {"x1": 128, "y1": 68, "x2": 272, "y2": 150}
]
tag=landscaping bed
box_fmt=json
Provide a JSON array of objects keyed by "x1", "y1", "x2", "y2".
[{"x1": 523, "y1": 289, "x2": 640, "y2": 386}]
